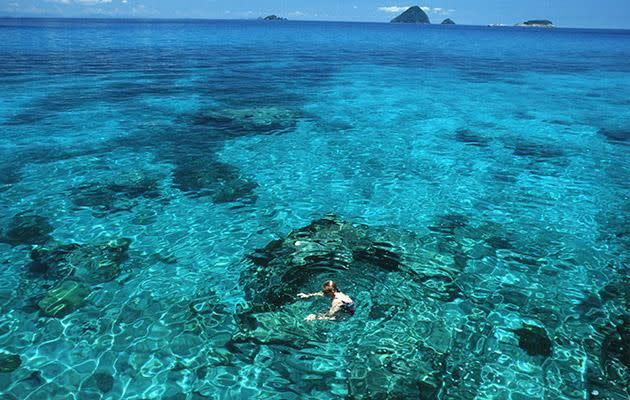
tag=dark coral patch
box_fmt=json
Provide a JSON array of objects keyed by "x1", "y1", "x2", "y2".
[
  {"x1": 513, "y1": 111, "x2": 536, "y2": 120},
  {"x1": 242, "y1": 215, "x2": 464, "y2": 310},
  {"x1": 30, "y1": 238, "x2": 131, "y2": 284},
  {"x1": 493, "y1": 170, "x2": 519, "y2": 183},
  {"x1": 353, "y1": 243, "x2": 402, "y2": 272},
  {"x1": 513, "y1": 323, "x2": 553, "y2": 358},
  {"x1": 462, "y1": 70, "x2": 502, "y2": 83},
  {"x1": 71, "y1": 171, "x2": 164, "y2": 215},
  {"x1": 599, "y1": 281, "x2": 626, "y2": 303},
  {"x1": 454, "y1": 128, "x2": 491, "y2": 147},
  {"x1": 183, "y1": 106, "x2": 300, "y2": 137},
  {"x1": 0, "y1": 352, "x2": 21, "y2": 373},
  {"x1": 72, "y1": 183, "x2": 129, "y2": 212},
  {"x1": 598, "y1": 128, "x2": 628, "y2": 145},
  {"x1": 1, "y1": 213, "x2": 53, "y2": 246},
  {"x1": 0, "y1": 165, "x2": 21, "y2": 185},
  {"x1": 368, "y1": 304, "x2": 400, "y2": 320},
  {"x1": 601, "y1": 315, "x2": 630, "y2": 371},
  {"x1": 485, "y1": 236, "x2": 513, "y2": 250},
  {"x1": 93, "y1": 371, "x2": 114, "y2": 393},
  {"x1": 29, "y1": 238, "x2": 131, "y2": 318},
  {"x1": 428, "y1": 214, "x2": 469, "y2": 235},
  {"x1": 498, "y1": 288, "x2": 529, "y2": 308},
  {"x1": 172, "y1": 158, "x2": 257, "y2": 204},
  {"x1": 37, "y1": 280, "x2": 90, "y2": 318},
  {"x1": 511, "y1": 142, "x2": 565, "y2": 160}
]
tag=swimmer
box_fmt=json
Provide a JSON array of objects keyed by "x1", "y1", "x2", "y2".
[{"x1": 297, "y1": 280, "x2": 356, "y2": 321}]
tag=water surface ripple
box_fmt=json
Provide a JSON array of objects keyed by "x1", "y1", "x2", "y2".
[{"x1": 0, "y1": 19, "x2": 628, "y2": 400}]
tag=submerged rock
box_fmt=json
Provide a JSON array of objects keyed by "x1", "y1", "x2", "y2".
[
  {"x1": 0, "y1": 165, "x2": 21, "y2": 185},
  {"x1": 30, "y1": 238, "x2": 131, "y2": 284},
  {"x1": 37, "y1": 280, "x2": 91, "y2": 318},
  {"x1": 245, "y1": 216, "x2": 396, "y2": 308},
  {"x1": 0, "y1": 352, "x2": 21, "y2": 373},
  {"x1": 428, "y1": 213, "x2": 469, "y2": 235},
  {"x1": 580, "y1": 314, "x2": 630, "y2": 399},
  {"x1": 513, "y1": 323, "x2": 553, "y2": 358},
  {"x1": 93, "y1": 371, "x2": 114, "y2": 393},
  {"x1": 601, "y1": 316, "x2": 629, "y2": 371},
  {"x1": 503, "y1": 139, "x2": 568, "y2": 169},
  {"x1": 130, "y1": 210, "x2": 158, "y2": 226},
  {"x1": 187, "y1": 106, "x2": 299, "y2": 137},
  {"x1": 150, "y1": 252, "x2": 177, "y2": 265},
  {"x1": 485, "y1": 236, "x2": 513, "y2": 250},
  {"x1": 598, "y1": 128, "x2": 628, "y2": 145},
  {"x1": 172, "y1": 158, "x2": 257, "y2": 204},
  {"x1": 107, "y1": 171, "x2": 162, "y2": 198},
  {"x1": 242, "y1": 215, "x2": 466, "y2": 313},
  {"x1": 599, "y1": 280, "x2": 626, "y2": 303},
  {"x1": 1, "y1": 213, "x2": 53, "y2": 246},
  {"x1": 71, "y1": 171, "x2": 163, "y2": 215},
  {"x1": 511, "y1": 142, "x2": 565, "y2": 160},
  {"x1": 391, "y1": 6, "x2": 431, "y2": 24},
  {"x1": 454, "y1": 128, "x2": 491, "y2": 147},
  {"x1": 231, "y1": 215, "x2": 569, "y2": 398}
]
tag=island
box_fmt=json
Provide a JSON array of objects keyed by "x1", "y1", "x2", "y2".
[
  {"x1": 390, "y1": 6, "x2": 431, "y2": 24},
  {"x1": 517, "y1": 19, "x2": 553, "y2": 27},
  {"x1": 441, "y1": 18, "x2": 455, "y2": 25},
  {"x1": 260, "y1": 15, "x2": 287, "y2": 21}
]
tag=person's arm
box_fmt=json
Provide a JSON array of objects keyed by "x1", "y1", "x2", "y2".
[
  {"x1": 306, "y1": 300, "x2": 341, "y2": 321},
  {"x1": 297, "y1": 291, "x2": 324, "y2": 299}
]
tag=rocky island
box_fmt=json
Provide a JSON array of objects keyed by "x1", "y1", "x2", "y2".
[
  {"x1": 260, "y1": 15, "x2": 287, "y2": 21},
  {"x1": 518, "y1": 19, "x2": 553, "y2": 27},
  {"x1": 441, "y1": 18, "x2": 455, "y2": 25},
  {"x1": 390, "y1": 6, "x2": 431, "y2": 24}
]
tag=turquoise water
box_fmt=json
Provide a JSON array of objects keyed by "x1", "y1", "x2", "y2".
[{"x1": 0, "y1": 18, "x2": 628, "y2": 399}]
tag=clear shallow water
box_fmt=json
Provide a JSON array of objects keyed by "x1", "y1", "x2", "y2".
[{"x1": 0, "y1": 18, "x2": 628, "y2": 399}]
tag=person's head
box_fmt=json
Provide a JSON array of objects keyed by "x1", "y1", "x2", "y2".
[{"x1": 322, "y1": 280, "x2": 339, "y2": 297}]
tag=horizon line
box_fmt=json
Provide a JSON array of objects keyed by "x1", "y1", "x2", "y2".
[{"x1": 1, "y1": 16, "x2": 629, "y2": 31}]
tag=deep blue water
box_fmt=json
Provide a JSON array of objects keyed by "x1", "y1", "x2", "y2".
[{"x1": 0, "y1": 18, "x2": 628, "y2": 399}]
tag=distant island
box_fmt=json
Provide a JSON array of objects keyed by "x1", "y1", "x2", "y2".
[
  {"x1": 260, "y1": 15, "x2": 286, "y2": 21},
  {"x1": 390, "y1": 6, "x2": 430, "y2": 24},
  {"x1": 517, "y1": 20, "x2": 554, "y2": 27},
  {"x1": 388, "y1": 7, "x2": 553, "y2": 28}
]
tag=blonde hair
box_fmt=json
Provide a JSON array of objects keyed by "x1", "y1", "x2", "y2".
[{"x1": 322, "y1": 280, "x2": 339, "y2": 294}]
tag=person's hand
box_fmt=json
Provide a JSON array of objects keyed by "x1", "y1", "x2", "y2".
[
  {"x1": 297, "y1": 293, "x2": 309, "y2": 299},
  {"x1": 305, "y1": 314, "x2": 317, "y2": 321}
]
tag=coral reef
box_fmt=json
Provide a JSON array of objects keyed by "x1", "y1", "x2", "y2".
[
  {"x1": 0, "y1": 213, "x2": 53, "y2": 246},
  {"x1": 28, "y1": 238, "x2": 132, "y2": 317},
  {"x1": 37, "y1": 280, "x2": 91, "y2": 318},
  {"x1": 0, "y1": 352, "x2": 21, "y2": 373},
  {"x1": 172, "y1": 158, "x2": 257, "y2": 204},
  {"x1": 71, "y1": 170, "x2": 164, "y2": 215},
  {"x1": 185, "y1": 106, "x2": 301, "y2": 137}
]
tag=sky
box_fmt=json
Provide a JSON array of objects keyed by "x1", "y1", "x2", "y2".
[{"x1": 1, "y1": 0, "x2": 630, "y2": 29}]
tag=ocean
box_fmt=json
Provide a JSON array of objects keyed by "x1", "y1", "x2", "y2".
[{"x1": 0, "y1": 18, "x2": 628, "y2": 399}]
